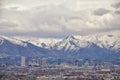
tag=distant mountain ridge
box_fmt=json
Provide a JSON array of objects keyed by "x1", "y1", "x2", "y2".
[
  {"x1": 49, "y1": 35, "x2": 120, "y2": 60},
  {"x1": 0, "y1": 34, "x2": 120, "y2": 60},
  {"x1": 0, "y1": 35, "x2": 47, "y2": 57},
  {"x1": 50, "y1": 35, "x2": 120, "y2": 52}
]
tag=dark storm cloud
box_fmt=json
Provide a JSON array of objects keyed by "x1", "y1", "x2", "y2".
[
  {"x1": 93, "y1": 8, "x2": 110, "y2": 16},
  {"x1": 115, "y1": 10, "x2": 120, "y2": 14},
  {"x1": 112, "y1": 2, "x2": 120, "y2": 9}
]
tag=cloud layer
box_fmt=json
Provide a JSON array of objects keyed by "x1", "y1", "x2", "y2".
[{"x1": 0, "y1": 0, "x2": 120, "y2": 38}]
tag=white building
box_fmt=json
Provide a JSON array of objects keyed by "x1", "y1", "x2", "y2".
[
  {"x1": 41, "y1": 57, "x2": 47, "y2": 66},
  {"x1": 21, "y1": 56, "x2": 26, "y2": 67}
]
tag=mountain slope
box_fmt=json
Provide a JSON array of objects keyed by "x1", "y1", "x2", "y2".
[
  {"x1": 52, "y1": 35, "x2": 80, "y2": 52},
  {"x1": 49, "y1": 34, "x2": 120, "y2": 60},
  {"x1": 0, "y1": 36, "x2": 47, "y2": 57},
  {"x1": 0, "y1": 34, "x2": 120, "y2": 61},
  {"x1": 75, "y1": 34, "x2": 120, "y2": 52}
]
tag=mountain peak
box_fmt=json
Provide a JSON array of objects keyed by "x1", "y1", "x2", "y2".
[{"x1": 64, "y1": 35, "x2": 76, "y2": 40}]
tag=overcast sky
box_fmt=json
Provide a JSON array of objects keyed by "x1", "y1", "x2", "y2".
[{"x1": 0, "y1": 0, "x2": 120, "y2": 38}]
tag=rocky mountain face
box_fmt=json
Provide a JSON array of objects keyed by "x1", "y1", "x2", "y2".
[
  {"x1": 0, "y1": 36, "x2": 47, "y2": 57},
  {"x1": 0, "y1": 34, "x2": 120, "y2": 61},
  {"x1": 49, "y1": 35, "x2": 120, "y2": 60}
]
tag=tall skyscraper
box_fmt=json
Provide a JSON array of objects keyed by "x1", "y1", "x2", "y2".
[
  {"x1": 41, "y1": 57, "x2": 47, "y2": 66},
  {"x1": 21, "y1": 56, "x2": 26, "y2": 67},
  {"x1": 74, "y1": 59, "x2": 79, "y2": 66},
  {"x1": 58, "y1": 58, "x2": 62, "y2": 65}
]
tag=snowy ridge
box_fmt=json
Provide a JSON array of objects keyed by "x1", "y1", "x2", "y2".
[
  {"x1": 51, "y1": 34, "x2": 120, "y2": 52},
  {"x1": 0, "y1": 34, "x2": 120, "y2": 53},
  {"x1": 0, "y1": 34, "x2": 120, "y2": 59},
  {"x1": 0, "y1": 35, "x2": 27, "y2": 47},
  {"x1": 14, "y1": 36, "x2": 61, "y2": 48},
  {"x1": 75, "y1": 34, "x2": 120, "y2": 51},
  {"x1": 52, "y1": 35, "x2": 92, "y2": 51}
]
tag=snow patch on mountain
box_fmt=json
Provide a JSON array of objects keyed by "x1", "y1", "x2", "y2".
[
  {"x1": 0, "y1": 34, "x2": 120, "y2": 53},
  {"x1": 0, "y1": 35, "x2": 27, "y2": 47},
  {"x1": 75, "y1": 34, "x2": 120, "y2": 51},
  {"x1": 50, "y1": 34, "x2": 120, "y2": 52},
  {"x1": 14, "y1": 36, "x2": 61, "y2": 48},
  {"x1": 52, "y1": 35, "x2": 93, "y2": 52}
]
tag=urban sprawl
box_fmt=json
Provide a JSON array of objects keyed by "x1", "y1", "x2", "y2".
[{"x1": 0, "y1": 56, "x2": 120, "y2": 80}]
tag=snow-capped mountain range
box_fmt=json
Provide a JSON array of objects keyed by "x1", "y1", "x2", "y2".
[
  {"x1": 13, "y1": 34, "x2": 120, "y2": 51},
  {"x1": 0, "y1": 34, "x2": 120, "y2": 60},
  {"x1": 0, "y1": 35, "x2": 47, "y2": 57}
]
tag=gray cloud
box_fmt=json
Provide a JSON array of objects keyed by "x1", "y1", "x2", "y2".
[
  {"x1": 93, "y1": 8, "x2": 110, "y2": 16},
  {"x1": 0, "y1": 0, "x2": 120, "y2": 38},
  {"x1": 0, "y1": 20, "x2": 18, "y2": 29},
  {"x1": 112, "y1": 2, "x2": 120, "y2": 9},
  {"x1": 115, "y1": 10, "x2": 120, "y2": 14}
]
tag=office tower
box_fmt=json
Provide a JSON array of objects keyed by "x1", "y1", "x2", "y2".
[
  {"x1": 58, "y1": 58, "x2": 62, "y2": 65},
  {"x1": 84, "y1": 59, "x2": 90, "y2": 67},
  {"x1": 74, "y1": 59, "x2": 79, "y2": 66},
  {"x1": 21, "y1": 56, "x2": 26, "y2": 67},
  {"x1": 41, "y1": 57, "x2": 47, "y2": 65}
]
